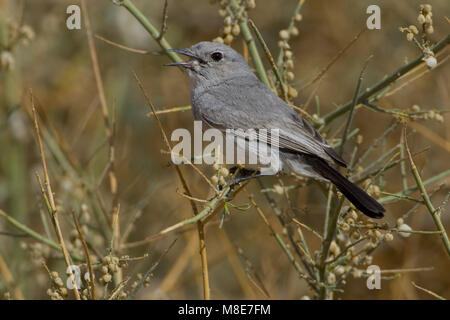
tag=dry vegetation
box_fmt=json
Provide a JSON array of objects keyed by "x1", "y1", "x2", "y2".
[{"x1": 0, "y1": 0, "x2": 449, "y2": 300}]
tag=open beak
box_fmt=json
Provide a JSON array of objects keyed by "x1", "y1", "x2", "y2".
[{"x1": 164, "y1": 48, "x2": 204, "y2": 68}]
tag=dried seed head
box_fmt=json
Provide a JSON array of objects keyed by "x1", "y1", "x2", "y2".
[
  {"x1": 279, "y1": 29, "x2": 290, "y2": 40},
  {"x1": 385, "y1": 232, "x2": 394, "y2": 242},
  {"x1": 224, "y1": 34, "x2": 234, "y2": 45},
  {"x1": 335, "y1": 266, "x2": 345, "y2": 275},
  {"x1": 218, "y1": 9, "x2": 227, "y2": 17},
  {"x1": 353, "y1": 269, "x2": 363, "y2": 278},
  {"x1": 246, "y1": 0, "x2": 256, "y2": 9},
  {"x1": 417, "y1": 14, "x2": 426, "y2": 24},
  {"x1": 374, "y1": 230, "x2": 382, "y2": 240},
  {"x1": 327, "y1": 272, "x2": 336, "y2": 285},
  {"x1": 398, "y1": 224, "x2": 412, "y2": 238},
  {"x1": 290, "y1": 26, "x2": 299, "y2": 37},
  {"x1": 425, "y1": 15, "x2": 432, "y2": 25},
  {"x1": 406, "y1": 32, "x2": 414, "y2": 42},
  {"x1": 213, "y1": 36, "x2": 224, "y2": 44},
  {"x1": 287, "y1": 71, "x2": 295, "y2": 81},
  {"x1": 220, "y1": 167, "x2": 229, "y2": 177},
  {"x1": 102, "y1": 274, "x2": 112, "y2": 283},
  {"x1": 396, "y1": 218, "x2": 404, "y2": 227},
  {"x1": 295, "y1": 13, "x2": 303, "y2": 22},
  {"x1": 422, "y1": 4, "x2": 432, "y2": 14},
  {"x1": 435, "y1": 113, "x2": 444, "y2": 123},
  {"x1": 224, "y1": 16, "x2": 232, "y2": 26},
  {"x1": 408, "y1": 25, "x2": 419, "y2": 35},
  {"x1": 341, "y1": 223, "x2": 350, "y2": 233},
  {"x1": 20, "y1": 25, "x2": 35, "y2": 41},
  {"x1": 425, "y1": 25, "x2": 434, "y2": 35},
  {"x1": 231, "y1": 24, "x2": 240, "y2": 36},
  {"x1": 54, "y1": 277, "x2": 64, "y2": 287},
  {"x1": 1, "y1": 51, "x2": 15, "y2": 70},
  {"x1": 223, "y1": 25, "x2": 232, "y2": 35},
  {"x1": 287, "y1": 86, "x2": 298, "y2": 99},
  {"x1": 284, "y1": 50, "x2": 293, "y2": 59},
  {"x1": 330, "y1": 241, "x2": 341, "y2": 256},
  {"x1": 285, "y1": 59, "x2": 294, "y2": 70},
  {"x1": 278, "y1": 40, "x2": 285, "y2": 48},
  {"x1": 411, "y1": 104, "x2": 421, "y2": 112},
  {"x1": 211, "y1": 175, "x2": 219, "y2": 185}
]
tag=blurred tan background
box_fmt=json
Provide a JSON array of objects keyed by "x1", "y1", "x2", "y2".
[{"x1": 0, "y1": 0, "x2": 449, "y2": 299}]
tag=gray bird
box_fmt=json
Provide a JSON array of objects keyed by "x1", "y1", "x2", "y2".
[{"x1": 166, "y1": 41, "x2": 385, "y2": 218}]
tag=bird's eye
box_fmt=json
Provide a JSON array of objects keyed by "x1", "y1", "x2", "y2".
[{"x1": 211, "y1": 52, "x2": 223, "y2": 61}]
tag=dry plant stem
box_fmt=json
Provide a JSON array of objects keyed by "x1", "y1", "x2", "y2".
[
  {"x1": 229, "y1": 0, "x2": 270, "y2": 87},
  {"x1": 319, "y1": 196, "x2": 345, "y2": 299},
  {"x1": 31, "y1": 94, "x2": 81, "y2": 300},
  {"x1": 156, "y1": 0, "x2": 169, "y2": 40},
  {"x1": 146, "y1": 105, "x2": 192, "y2": 117},
  {"x1": 276, "y1": 0, "x2": 305, "y2": 65},
  {"x1": 249, "y1": 196, "x2": 318, "y2": 292},
  {"x1": 94, "y1": 34, "x2": 149, "y2": 54},
  {"x1": 81, "y1": 0, "x2": 119, "y2": 254},
  {"x1": 404, "y1": 129, "x2": 450, "y2": 257},
  {"x1": 339, "y1": 56, "x2": 372, "y2": 156},
  {"x1": 256, "y1": 179, "x2": 315, "y2": 280},
  {"x1": 248, "y1": 19, "x2": 286, "y2": 97},
  {"x1": 0, "y1": 251, "x2": 24, "y2": 299},
  {"x1": 323, "y1": 34, "x2": 450, "y2": 125},
  {"x1": 128, "y1": 239, "x2": 177, "y2": 299},
  {"x1": 133, "y1": 73, "x2": 211, "y2": 300},
  {"x1": 411, "y1": 282, "x2": 446, "y2": 300},
  {"x1": 0, "y1": 209, "x2": 83, "y2": 261},
  {"x1": 379, "y1": 169, "x2": 450, "y2": 204},
  {"x1": 114, "y1": 0, "x2": 183, "y2": 63},
  {"x1": 72, "y1": 211, "x2": 96, "y2": 299},
  {"x1": 108, "y1": 277, "x2": 130, "y2": 299}
]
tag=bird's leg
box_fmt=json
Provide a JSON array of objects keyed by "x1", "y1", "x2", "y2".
[
  {"x1": 217, "y1": 167, "x2": 261, "y2": 201},
  {"x1": 230, "y1": 167, "x2": 262, "y2": 185}
]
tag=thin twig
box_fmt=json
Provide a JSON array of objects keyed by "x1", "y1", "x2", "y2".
[
  {"x1": 404, "y1": 128, "x2": 450, "y2": 257},
  {"x1": 31, "y1": 92, "x2": 81, "y2": 300},
  {"x1": 72, "y1": 211, "x2": 96, "y2": 299},
  {"x1": 322, "y1": 34, "x2": 450, "y2": 125}
]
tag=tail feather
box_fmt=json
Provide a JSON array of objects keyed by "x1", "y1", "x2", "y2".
[{"x1": 306, "y1": 155, "x2": 385, "y2": 219}]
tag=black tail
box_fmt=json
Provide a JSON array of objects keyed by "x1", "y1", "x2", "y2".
[{"x1": 306, "y1": 155, "x2": 385, "y2": 219}]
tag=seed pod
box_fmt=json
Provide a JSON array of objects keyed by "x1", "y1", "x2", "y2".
[
  {"x1": 398, "y1": 224, "x2": 412, "y2": 238},
  {"x1": 285, "y1": 59, "x2": 294, "y2": 70},
  {"x1": 425, "y1": 56, "x2": 437, "y2": 69},
  {"x1": 385, "y1": 232, "x2": 394, "y2": 241},
  {"x1": 231, "y1": 24, "x2": 240, "y2": 36},
  {"x1": 408, "y1": 25, "x2": 419, "y2": 35},
  {"x1": 223, "y1": 25, "x2": 232, "y2": 35},
  {"x1": 411, "y1": 104, "x2": 420, "y2": 112},
  {"x1": 224, "y1": 34, "x2": 234, "y2": 45},
  {"x1": 224, "y1": 16, "x2": 232, "y2": 26},
  {"x1": 417, "y1": 14, "x2": 426, "y2": 24},
  {"x1": 290, "y1": 26, "x2": 299, "y2": 37},
  {"x1": 287, "y1": 72, "x2": 295, "y2": 81},
  {"x1": 279, "y1": 29, "x2": 290, "y2": 40},
  {"x1": 406, "y1": 32, "x2": 414, "y2": 41},
  {"x1": 287, "y1": 86, "x2": 298, "y2": 99}
]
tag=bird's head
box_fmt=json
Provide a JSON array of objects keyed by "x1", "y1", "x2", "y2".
[{"x1": 165, "y1": 41, "x2": 253, "y2": 85}]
